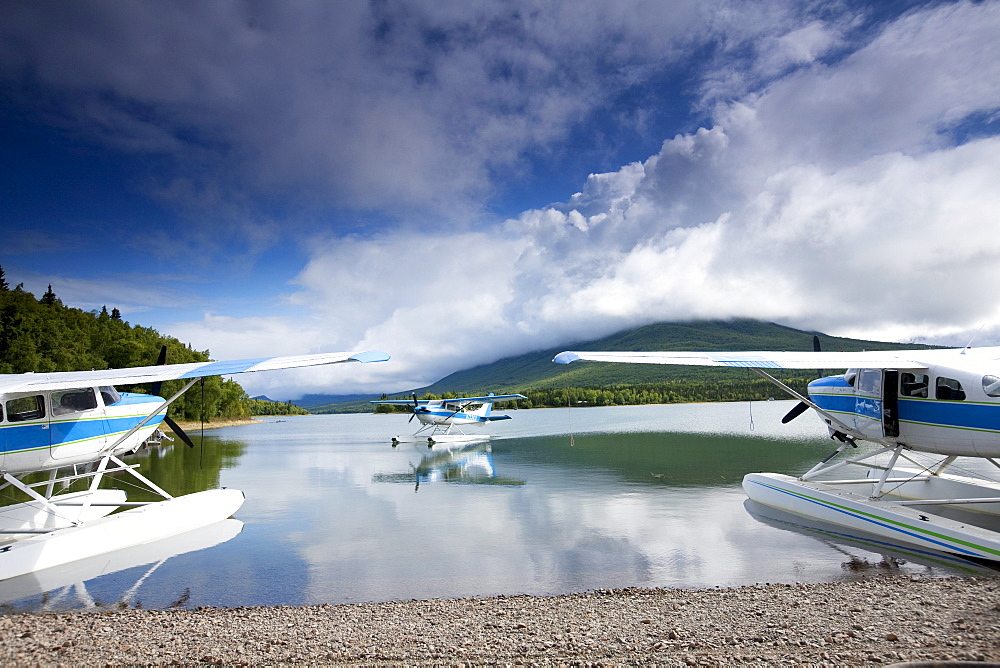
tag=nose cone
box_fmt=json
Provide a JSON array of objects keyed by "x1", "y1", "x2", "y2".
[{"x1": 806, "y1": 374, "x2": 854, "y2": 413}]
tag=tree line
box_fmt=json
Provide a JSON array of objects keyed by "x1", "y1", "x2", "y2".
[
  {"x1": 370, "y1": 375, "x2": 811, "y2": 414},
  {"x1": 0, "y1": 266, "x2": 306, "y2": 421}
]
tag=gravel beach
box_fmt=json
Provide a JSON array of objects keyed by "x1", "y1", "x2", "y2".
[{"x1": 2, "y1": 574, "x2": 998, "y2": 666}]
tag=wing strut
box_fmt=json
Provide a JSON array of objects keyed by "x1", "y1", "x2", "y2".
[
  {"x1": 749, "y1": 368, "x2": 859, "y2": 438},
  {"x1": 151, "y1": 346, "x2": 197, "y2": 448},
  {"x1": 101, "y1": 377, "x2": 201, "y2": 456}
]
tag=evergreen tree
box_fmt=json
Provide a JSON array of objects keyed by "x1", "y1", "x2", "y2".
[
  {"x1": 0, "y1": 265, "x2": 8, "y2": 291},
  {"x1": 110, "y1": 307, "x2": 122, "y2": 320},
  {"x1": 40, "y1": 284, "x2": 58, "y2": 306}
]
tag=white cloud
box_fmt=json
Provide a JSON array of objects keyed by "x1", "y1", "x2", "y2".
[{"x1": 63, "y1": 1, "x2": 1000, "y2": 395}]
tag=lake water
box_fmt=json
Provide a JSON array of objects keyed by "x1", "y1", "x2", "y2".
[{"x1": 1, "y1": 401, "x2": 992, "y2": 613}]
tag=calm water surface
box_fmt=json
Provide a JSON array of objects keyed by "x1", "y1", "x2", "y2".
[{"x1": 1, "y1": 401, "x2": 990, "y2": 613}]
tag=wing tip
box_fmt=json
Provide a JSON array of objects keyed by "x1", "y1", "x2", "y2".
[
  {"x1": 553, "y1": 351, "x2": 581, "y2": 365},
  {"x1": 349, "y1": 350, "x2": 391, "y2": 363}
]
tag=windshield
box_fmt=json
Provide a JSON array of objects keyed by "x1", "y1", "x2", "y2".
[{"x1": 99, "y1": 385, "x2": 122, "y2": 406}]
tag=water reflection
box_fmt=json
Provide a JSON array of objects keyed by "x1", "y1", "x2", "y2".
[
  {"x1": 372, "y1": 442, "x2": 525, "y2": 490},
  {"x1": 0, "y1": 403, "x2": 989, "y2": 613},
  {"x1": 0, "y1": 520, "x2": 243, "y2": 613}
]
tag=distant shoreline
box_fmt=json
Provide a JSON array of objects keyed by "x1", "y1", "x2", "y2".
[{"x1": 165, "y1": 415, "x2": 303, "y2": 432}]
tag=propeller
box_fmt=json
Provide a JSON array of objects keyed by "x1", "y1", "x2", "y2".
[
  {"x1": 780, "y1": 401, "x2": 810, "y2": 424},
  {"x1": 150, "y1": 345, "x2": 197, "y2": 448},
  {"x1": 408, "y1": 392, "x2": 419, "y2": 422},
  {"x1": 781, "y1": 335, "x2": 822, "y2": 424}
]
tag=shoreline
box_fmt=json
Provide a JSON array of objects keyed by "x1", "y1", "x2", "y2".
[
  {"x1": 3, "y1": 575, "x2": 998, "y2": 665},
  {"x1": 166, "y1": 415, "x2": 299, "y2": 432}
]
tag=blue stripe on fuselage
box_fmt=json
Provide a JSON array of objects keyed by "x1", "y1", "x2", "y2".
[
  {"x1": 49, "y1": 416, "x2": 108, "y2": 449},
  {"x1": 808, "y1": 376, "x2": 1000, "y2": 434},
  {"x1": 898, "y1": 398, "x2": 1000, "y2": 433},
  {"x1": 0, "y1": 422, "x2": 49, "y2": 455}
]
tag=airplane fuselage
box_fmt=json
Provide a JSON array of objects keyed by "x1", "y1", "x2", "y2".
[
  {"x1": 1, "y1": 386, "x2": 165, "y2": 474},
  {"x1": 808, "y1": 359, "x2": 1000, "y2": 457},
  {"x1": 413, "y1": 403, "x2": 503, "y2": 427}
]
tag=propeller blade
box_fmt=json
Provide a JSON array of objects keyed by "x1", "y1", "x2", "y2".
[
  {"x1": 150, "y1": 345, "x2": 169, "y2": 396},
  {"x1": 813, "y1": 335, "x2": 823, "y2": 377},
  {"x1": 164, "y1": 414, "x2": 197, "y2": 448},
  {"x1": 151, "y1": 345, "x2": 194, "y2": 445},
  {"x1": 781, "y1": 401, "x2": 810, "y2": 424}
]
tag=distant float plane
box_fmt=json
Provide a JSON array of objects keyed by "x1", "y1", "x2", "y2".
[{"x1": 372, "y1": 393, "x2": 526, "y2": 446}]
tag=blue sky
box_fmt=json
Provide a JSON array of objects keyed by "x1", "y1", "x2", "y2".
[{"x1": 3, "y1": 0, "x2": 999, "y2": 399}]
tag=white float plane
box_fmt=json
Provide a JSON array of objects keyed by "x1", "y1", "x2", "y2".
[
  {"x1": 554, "y1": 344, "x2": 1000, "y2": 563},
  {"x1": 372, "y1": 393, "x2": 526, "y2": 446},
  {"x1": 0, "y1": 349, "x2": 389, "y2": 581}
]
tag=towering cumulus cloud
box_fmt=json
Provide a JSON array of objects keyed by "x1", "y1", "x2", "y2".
[{"x1": 284, "y1": 1, "x2": 1000, "y2": 392}]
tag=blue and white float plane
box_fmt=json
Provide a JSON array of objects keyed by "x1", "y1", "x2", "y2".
[
  {"x1": 554, "y1": 345, "x2": 1000, "y2": 563},
  {"x1": 372, "y1": 393, "x2": 526, "y2": 446},
  {"x1": 0, "y1": 350, "x2": 389, "y2": 580}
]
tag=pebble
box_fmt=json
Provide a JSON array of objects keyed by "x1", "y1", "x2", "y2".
[{"x1": 0, "y1": 574, "x2": 998, "y2": 665}]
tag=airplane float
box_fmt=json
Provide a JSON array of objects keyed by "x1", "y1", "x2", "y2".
[
  {"x1": 554, "y1": 344, "x2": 1000, "y2": 564},
  {"x1": 372, "y1": 393, "x2": 526, "y2": 446},
  {"x1": 0, "y1": 349, "x2": 389, "y2": 581}
]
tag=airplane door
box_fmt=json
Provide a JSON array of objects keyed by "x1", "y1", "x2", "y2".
[
  {"x1": 882, "y1": 369, "x2": 900, "y2": 438},
  {"x1": 49, "y1": 388, "x2": 109, "y2": 461},
  {"x1": 3, "y1": 394, "x2": 51, "y2": 470}
]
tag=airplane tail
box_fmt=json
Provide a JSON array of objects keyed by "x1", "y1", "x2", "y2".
[
  {"x1": 467, "y1": 393, "x2": 497, "y2": 418},
  {"x1": 476, "y1": 393, "x2": 514, "y2": 421},
  {"x1": 472, "y1": 397, "x2": 493, "y2": 418}
]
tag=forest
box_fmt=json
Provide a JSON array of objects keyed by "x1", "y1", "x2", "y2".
[
  {"x1": 369, "y1": 375, "x2": 809, "y2": 414},
  {"x1": 0, "y1": 267, "x2": 306, "y2": 422}
]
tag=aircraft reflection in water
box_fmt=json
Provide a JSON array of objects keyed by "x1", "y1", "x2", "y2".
[
  {"x1": 0, "y1": 518, "x2": 242, "y2": 612},
  {"x1": 372, "y1": 441, "x2": 525, "y2": 491},
  {"x1": 743, "y1": 500, "x2": 998, "y2": 575}
]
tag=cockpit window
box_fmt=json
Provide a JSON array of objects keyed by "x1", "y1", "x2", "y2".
[
  {"x1": 99, "y1": 386, "x2": 121, "y2": 406},
  {"x1": 901, "y1": 373, "x2": 929, "y2": 398},
  {"x1": 936, "y1": 377, "x2": 966, "y2": 401},
  {"x1": 52, "y1": 388, "x2": 98, "y2": 415},
  {"x1": 857, "y1": 369, "x2": 881, "y2": 394},
  {"x1": 6, "y1": 395, "x2": 45, "y2": 422},
  {"x1": 983, "y1": 375, "x2": 1000, "y2": 398}
]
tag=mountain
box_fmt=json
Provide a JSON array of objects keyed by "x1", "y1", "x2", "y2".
[{"x1": 312, "y1": 319, "x2": 932, "y2": 413}]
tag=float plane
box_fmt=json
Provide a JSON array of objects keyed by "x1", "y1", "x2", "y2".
[
  {"x1": 372, "y1": 393, "x2": 526, "y2": 446},
  {"x1": 0, "y1": 349, "x2": 389, "y2": 581},
  {"x1": 554, "y1": 344, "x2": 1000, "y2": 563}
]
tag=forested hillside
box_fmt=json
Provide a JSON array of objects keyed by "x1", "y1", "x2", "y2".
[
  {"x1": 0, "y1": 267, "x2": 305, "y2": 421},
  {"x1": 341, "y1": 320, "x2": 934, "y2": 414}
]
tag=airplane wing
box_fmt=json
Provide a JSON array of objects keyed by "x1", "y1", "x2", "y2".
[
  {"x1": 553, "y1": 350, "x2": 934, "y2": 370},
  {"x1": 371, "y1": 393, "x2": 526, "y2": 406},
  {"x1": 0, "y1": 350, "x2": 390, "y2": 394},
  {"x1": 456, "y1": 394, "x2": 527, "y2": 403}
]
